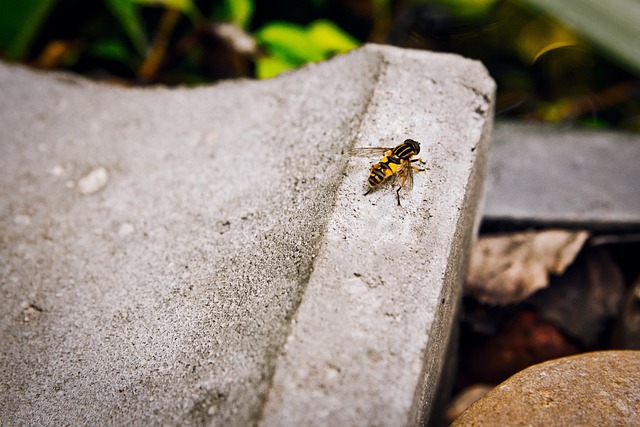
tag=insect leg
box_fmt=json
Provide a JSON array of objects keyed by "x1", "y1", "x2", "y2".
[
  {"x1": 364, "y1": 188, "x2": 372, "y2": 196},
  {"x1": 396, "y1": 186, "x2": 402, "y2": 206},
  {"x1": 410, "y1": 158, "x2": 426, "y2": 172}
]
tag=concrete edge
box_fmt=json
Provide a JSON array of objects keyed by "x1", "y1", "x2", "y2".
[{"x1": 259, "y1": 44, "x2": 497, "y2": 425}]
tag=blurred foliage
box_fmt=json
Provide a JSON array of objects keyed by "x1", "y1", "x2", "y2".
[
  {"x1": 213, "y1": 0, "x2": 253, "y2": 28},
  {"x1": 388, "y1": 0, "x2": 640, "y2": 130},
  {"x1": 519, "y1": 0, "x2": 640, "y2": 77},
  {"x1": 255, "y1": 20, "x2": 358, "y2": 78},
  {"x1": 0, "y1": 0, "x2": 639, "y2": 130},
  {"x1": 0, "y1": 0, "x2": 58, "y2": 60}
]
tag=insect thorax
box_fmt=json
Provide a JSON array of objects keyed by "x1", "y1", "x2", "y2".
[{"x1": 392, "y1": 141, "x2": 420, "y2": 159}]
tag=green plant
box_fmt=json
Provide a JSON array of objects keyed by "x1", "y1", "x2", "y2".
[
  {"x1": 0, "y1": 0, "x2": 59, "y2": 60},
  {"x1": 254, "y1": 19, "x2": 359, "y2": 78},
  {"x1": 518, "y1": 0, "x2": 640, "y2": 76}
]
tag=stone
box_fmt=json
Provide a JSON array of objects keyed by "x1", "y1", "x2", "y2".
[
  {"x1": 484, "y1": 121, "x2": 640, "y2": 231},
  {"x1": 452, "y1": 350, "x2": 640, "y2": 426},
  {"x1": 0, "y1": 44, "x2": 494, "y2": 426}
]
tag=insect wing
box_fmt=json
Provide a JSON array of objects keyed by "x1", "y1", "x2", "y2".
[
  {"x1": 349, "y1": 147, "x2": 392, "y2": 157},
  {"x1": 396, "y1": 160, "x2": 415, "y2": 192}
]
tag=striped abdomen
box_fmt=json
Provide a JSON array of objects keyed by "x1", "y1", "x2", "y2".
[
  {"x1": 368, "y1": 154, "x2": 402, "y2": 187},
  {"x1": 367, "y1": 139, "x2": 420, "y2": 187}
]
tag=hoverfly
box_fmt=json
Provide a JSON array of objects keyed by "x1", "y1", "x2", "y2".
[{"x1": 350, "y1": 139, "x2": 425, "y2": 206}]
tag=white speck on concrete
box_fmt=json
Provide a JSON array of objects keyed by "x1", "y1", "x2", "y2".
[
  {"x1": 117, "y1": 222, "x2": 135, "y2": 238},
  {"x1": 50, "y1": 165, "x2": 65, "y2": 176},
  {"x1": 14, "y1": 214, "x2": 31, "y2": 226},
  {"x1": 77, "y1": 166, "x2": 109, "y2": 195}
]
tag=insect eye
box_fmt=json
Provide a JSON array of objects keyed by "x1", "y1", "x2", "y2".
[{"x1": 404, "y1": 139, "x2": 420, "y2": 154}]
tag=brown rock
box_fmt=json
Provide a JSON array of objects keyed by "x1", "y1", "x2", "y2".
[
  {"x1": 445, "y1": 384, "x2": 494, "y2": 424},
  {"x1": 452, "y1": 351, "x2": 640, "y2": 426}
]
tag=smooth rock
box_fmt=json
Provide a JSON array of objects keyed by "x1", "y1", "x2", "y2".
[{"x1": 452, "y1": 350, "x2": 640, "y2": 426}]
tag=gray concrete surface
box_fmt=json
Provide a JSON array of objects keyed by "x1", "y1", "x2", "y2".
[
  {"x1": 485, "y1": 121, "x2": 640, "y2": 231},
  {"x1": 0, "y1": 44, "x2": 495, "y2": 426}
]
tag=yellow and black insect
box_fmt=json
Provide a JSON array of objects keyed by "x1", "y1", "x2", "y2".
[{"x1": 351, "y1": 139, "x2": 425, "y2": 205}]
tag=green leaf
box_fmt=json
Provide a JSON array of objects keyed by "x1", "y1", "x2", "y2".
[
  {"x1": 255, "y1": 21, "x2": 325, "y2": 64},
  {"x1": 518, "y1": 0, "x2": 640, "y2": 75},
  {"x1": 104, "y1": 0, "x2": 148, "y2": 56},
  {"x1": 255, "y1": 55, "x2": 297, "y2": 79},
  {"x1": 132, "y1": 0, "x2": 202, "y2": 23},
  {"x1": 0, "y1": 0, "x2": 59, "y2": 60},
  {"x1": 133, "y1": 0, "x2": 190, "y2": 8},
  {"x1": 307, "y1": 20, "x2": 359, "y2": 53},
  {"x1": 215, "y1": 0, "x2": 254, "y2": 29},
  {"x1": 438, "y1": 0, "x2": 499, "y2": 19},
  {"x1": 254, "y1": 19, "x2": 361, "y2": 78},
  {"x1": 89, "y1": 39, "x2": 136, "y2": 66}
]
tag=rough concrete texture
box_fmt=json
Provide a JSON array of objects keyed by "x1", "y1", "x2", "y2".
[
  {"x1": 452, "y1": 351, "x2": 640, "y2": 426},
  {"x1": 0, "y1": 44, "x2": 495, "y2": 426},
  {"x1": 485, "y1": 121, "x2": 640, "y2": 231}
]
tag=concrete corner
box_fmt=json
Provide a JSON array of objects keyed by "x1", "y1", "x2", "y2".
[{"x1": 0, "y1": 44, "x2": 494, "y2": 426}]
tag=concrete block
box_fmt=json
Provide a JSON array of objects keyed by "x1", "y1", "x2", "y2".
[
  {"x1": 0, "y1": 44, "x2": 494, "y2": 426},
  {"x1": 485, "y1": 121, "x2": 640, "y2": 231}
]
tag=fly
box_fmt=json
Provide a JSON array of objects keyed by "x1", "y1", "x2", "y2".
[{"x1": 350, "y1": 139, "x2": 425, "y2": 206}]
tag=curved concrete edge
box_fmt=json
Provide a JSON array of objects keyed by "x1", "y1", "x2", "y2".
[
  {"x1": 0, "y1": 47, "x2": 384, "y2": 427},
  {"x1": 0, "y1": 44, "x2": 495, "y2": 426},
  {"x1": 259, "y1": 45, "x2": 496, "y2": 426}
]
